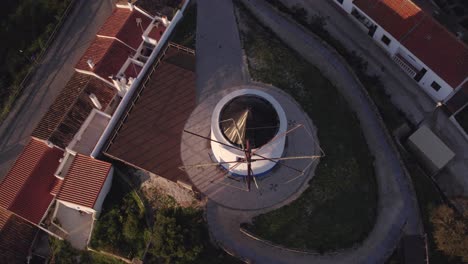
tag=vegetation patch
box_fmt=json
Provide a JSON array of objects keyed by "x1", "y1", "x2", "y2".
[
  {"x1": 235, "y1": 1, "x2": 377, "y2": 252},
  {"x1": 50, "y1": 238, "x2": 124, "y2": 264},
  {"x1": 0, "y1": 0, "x2": 73, "y2": 123},
  {"x1": 90, "y1": 176, "x2": 150, "y2": 259},
  {"x1": 146, "y1": 206, "x2": 241, "y2": 264},
  {"x1": 171, "y1": 2, "x2": 197, "y2": 49}
]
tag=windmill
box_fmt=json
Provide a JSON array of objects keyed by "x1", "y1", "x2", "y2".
[{"x1": 179, "y1": 93, "x2": 324, "y2": 192}]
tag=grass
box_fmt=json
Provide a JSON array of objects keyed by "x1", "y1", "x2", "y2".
[
  {"x1": 90, "y1": 174, "x2": 150, "y2": 259},
  {"x1": 454, "y1": 106, "x2": 468, "y2": 134},
  {"x1": 0, "y1": 0, "x2": 73, "y2": 124},
  {"x1": 235, "y1": 1, "x2": 378, "y2": 252},
  {"x1": 171, "y1": 2, "x2": 197, "y2": 49}
]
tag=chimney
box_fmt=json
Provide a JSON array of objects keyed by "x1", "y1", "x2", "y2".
[
  {"x1": 161, "y1": 16, "x2": 169, "y2": 27},
  {"x1": 87, "y1": 59, "x2": 95, "y2": 69},
  {"x1": 88, "y1": 93, "x2": 102, "y2": 110}
]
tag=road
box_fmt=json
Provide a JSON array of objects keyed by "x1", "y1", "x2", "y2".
[
  {"x1": 195, "y1": 0, "x2": 249, "y2": 102},
  {"x1": 0, "y1": 0, "x2": 114, "y2": 179}
]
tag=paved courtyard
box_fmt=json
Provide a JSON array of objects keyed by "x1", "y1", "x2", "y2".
[
  {"x1": 181, "y1": 84, "x2": 321, "y2": 210},
  {"x1": 55, "y1": 204, "x2": 94, "y2": 250}
]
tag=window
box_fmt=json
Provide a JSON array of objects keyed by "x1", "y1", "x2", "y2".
[
  {"x1": 381, "y1": 35, "x2": 391, "y2": 46},
  {"x1": 431, "y1": 81, "x2": 441, "y2": 91}
]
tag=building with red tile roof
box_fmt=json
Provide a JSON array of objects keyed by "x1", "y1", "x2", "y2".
[
  {"x1": 0, "y1": 207, "x2": 38, "y2": 263},
  {"x1": 335, "y1": 0, "x2": 468, "y2": 104},
  {"x1": 75, "y1": 37, "x2": 135, "y2": 84},
  {"x1": 0, "y1": 138, "x2": 63, "y2": 224},
  {"x1": 97, "y1": 7, "x2": 153, "y2": 49},
  {"x1": 32, "y1": 72, "x2": 117, "y2": 149},
  {"x1": 353, "y1": 0, "x2": 424, "y2": 39},
  {"x1": 56, "y1": 154, "x2": 113, "y2": 211}
]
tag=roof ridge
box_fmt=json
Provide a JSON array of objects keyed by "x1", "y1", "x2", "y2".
[{"x1": 48, "y1": 76, "x2": 93, "y2": 140}]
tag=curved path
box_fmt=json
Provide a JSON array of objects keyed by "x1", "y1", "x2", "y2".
[{"x1": 199, "y1": 0, "x2": 422, "y2": 263}]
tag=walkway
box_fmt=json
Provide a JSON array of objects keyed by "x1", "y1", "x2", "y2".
[
  {"x1": 203, "y1": 0, "x2": 423, "y2": 263},
  {"x1": 278, "y1": 0, "x2": 468, "y2": 197},
  {"x1": 0, "y1": 0, "x2": 114, "y2": 180},
  {"x1": 196, "y1": 0, "x2": 249, "y2": 101}
]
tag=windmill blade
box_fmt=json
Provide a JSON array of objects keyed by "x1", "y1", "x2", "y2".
[
  {"x1": 183, "y1": 129, "x2": 244, "y2": 152},
  {"x1": 178, "y1": 160, "x2": 244, "y2": 171},
  {"x1": 251, "y1": 155, "x2": 321, "y2": 162},
  {"x1": 250, "y1": 167, "x2": 261, "y2": 195},
  {"x1": 283, "y1": 157, "x2": 317, "y2": 184},
  {"x1": 211, "y1": 162, "x2": 249, "y2": 192},
  {"x1": 252, "y1": 124, "x2": 303, "y2": 155},
  {"x1": 252, "y1": 152, "x2": 303, "y2": 173}
]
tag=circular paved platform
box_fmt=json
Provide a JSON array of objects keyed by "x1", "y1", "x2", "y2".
[{"x1": 181, "y1": 84, "x2": 321, "y2": 210}]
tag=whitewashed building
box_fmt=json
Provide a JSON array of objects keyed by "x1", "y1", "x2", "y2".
[{"x1": 334, "y1": 0, "x2": 468, "y2": 106}]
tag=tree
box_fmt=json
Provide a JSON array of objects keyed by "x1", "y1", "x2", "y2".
[
  {"x1": 150, "y1": 207, "x2": 204, "y2": 264},
  {"x1": 430, "y1": 205, "x2": 468, "y2": 262}
]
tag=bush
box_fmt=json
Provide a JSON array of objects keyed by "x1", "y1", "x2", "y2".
[
  {"x1": 150, "y1": 207, "x2": 204, "y2": 264},
  {"x1": 430, "y1": 205, "x2": 468, "y2": 262},
  {"x1": 90, "y1": 180, "x2": 149, "y2": 259}
]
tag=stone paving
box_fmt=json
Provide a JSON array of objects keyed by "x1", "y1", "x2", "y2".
[
  {"x1": 180, "y1": 84, "x2": 321, "y2": 210},
  {"x1": 196, "y1": 0, "x2": 250, "y2": 102}
]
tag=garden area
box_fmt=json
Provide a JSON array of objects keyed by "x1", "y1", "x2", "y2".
[
  {"x1": 234, "y1": 1, "x2": 378, "y2": 252},
  {"x1": 90, "y1": 174, "x2": 150, "y2": 260},
  {"x1": 89, "y1": 165, "x2": 241, "y2": 263},
  {"x1": 0, "y1": 0, "x2": 72, "y2": 123}
]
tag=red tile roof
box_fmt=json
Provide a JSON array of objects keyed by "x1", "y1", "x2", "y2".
[
  {"x1": 148, "y1": 23, "x2": 167, "y2": 42},
  {"x1": 124, "y1": 62, "x2": 143, "y2": 78},
  {"x1": 98, "y1": 8, "x2": 152, "y2": 49},
  {"x1": 354, "y1": 0, "x2": 424, "y2": 39},
  {"x1": 353, "y1": 0, "x2": 468, "y2": 88},
  {"x1": 56, "y1": 155, "x2": 112, "y2": 209},
  {"x1": 75, "y1": 37, "x2": 135, "y2": 81},
  {"x1": 0, "y1": 138, "x2": 64, "y2": 224},
  {"x1": 32, "y1": 73, "x2": 116, "y2": 148},
  {"x1": 400, "y1": 17, "x2": 468, "y2": 88},
  {"x1": 0, "y1": 208, "x2": 37, "y2": 263},
  {"x1": 105, "y1": 45, "x2": 195, "y2": 184},
  {"x1": 50, "y1": 178, "x2": 63, "y2": 196}
]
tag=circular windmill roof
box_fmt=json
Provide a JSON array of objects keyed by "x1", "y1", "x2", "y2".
[{"x1": 219, "y1": 95, "x2": 279, "y2": 149}]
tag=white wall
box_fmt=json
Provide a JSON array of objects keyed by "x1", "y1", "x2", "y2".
[
  {"x1": 333, "y1": 0, "x2": 354, "y2": 13},
  {"x1": 93, "y1": 166, "x2": 114, "y2": 214},
  {"x1": 57, "y1": 200, "x2": 95, "y2": 214},
  {"x1": 335, "y1": 0, "x2": 455, "y2": 102}
]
